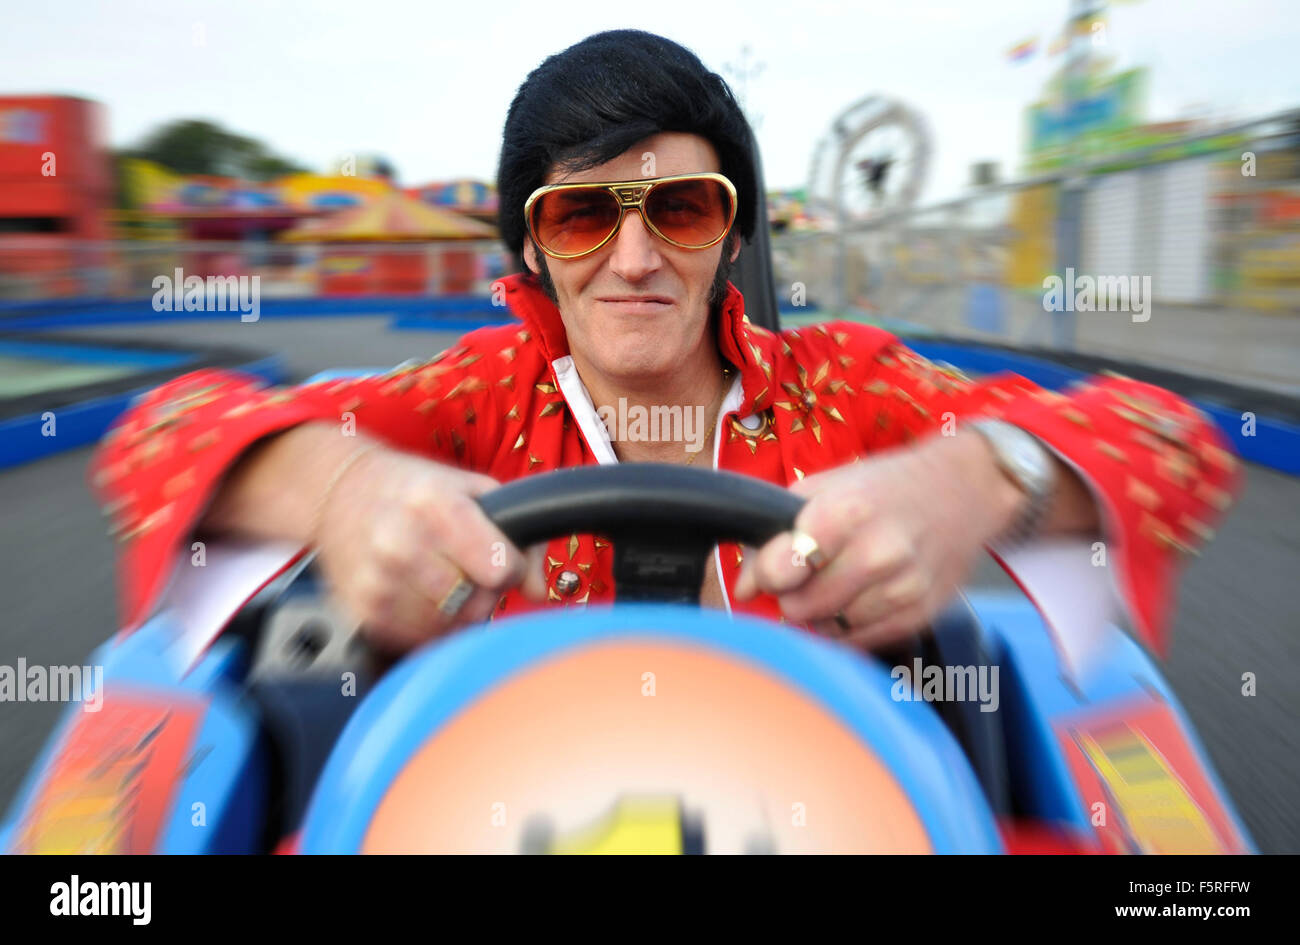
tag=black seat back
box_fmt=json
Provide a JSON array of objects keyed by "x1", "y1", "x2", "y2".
[{"x1": 730, "y1": 128, "x2": 781, "y2": 332}]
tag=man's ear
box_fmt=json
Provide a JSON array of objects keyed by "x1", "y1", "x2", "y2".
[
  {"x1": 522, "y1": 237, "x2": 541, "y2": 276},
  {"x1": 727, "y1": 233, "x2": 741, "y2": 264}
]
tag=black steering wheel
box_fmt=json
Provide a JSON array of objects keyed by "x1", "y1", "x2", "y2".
[{"x1": 475, "y1": 464, "x2": 805, "y2": 603}]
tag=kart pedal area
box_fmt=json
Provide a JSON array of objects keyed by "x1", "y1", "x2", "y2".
[{"x1": 238, "y1": 569, "x2": 381, "y2": 849}]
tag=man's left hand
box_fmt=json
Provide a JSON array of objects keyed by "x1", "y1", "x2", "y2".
[{"x1": 733, "y1": 432, "x2": 1026, "y2": 649}]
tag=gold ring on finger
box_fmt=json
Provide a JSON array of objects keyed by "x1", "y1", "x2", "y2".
[
  {"x1": 790, "y1": 529, "x2": 828, "y2": 571},
  {"x1": 436, "y1": 571, "x2": 475, "y2": 618}
]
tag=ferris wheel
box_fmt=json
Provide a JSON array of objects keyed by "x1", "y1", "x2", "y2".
[{"x1": 806, "y1": 96, "x2": 933, "y2": 225}]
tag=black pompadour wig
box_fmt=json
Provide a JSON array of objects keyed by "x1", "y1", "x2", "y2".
[{"x1": 496, "y1": 30, "x2": 758, "y2": 271}]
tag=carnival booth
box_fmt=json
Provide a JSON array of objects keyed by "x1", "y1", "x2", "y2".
[
  {"x1": 279, "y1": 189, "x2": 497, "y2": 296},
  {"x1": 0, "y1": 96, "x2": 111, "y2": 298}
]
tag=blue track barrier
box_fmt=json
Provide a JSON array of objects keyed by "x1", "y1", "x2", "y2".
[
  {"x1": 1, "y1": 296, "x2": 1293, "y2": 475},
  {"x1": 0, "y1": 295, "x2": 509, "y2": 330},
  {"x1": 907, "y1": 340, "x2": 1300, "y2": 476},
  {"x1": 0, "y1": 355, "x2": 287, "y2": 470}
]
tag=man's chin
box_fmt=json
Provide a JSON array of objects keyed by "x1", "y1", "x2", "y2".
[{"x1": 596, "y1": 350, "x2": 685, "y2": 384}]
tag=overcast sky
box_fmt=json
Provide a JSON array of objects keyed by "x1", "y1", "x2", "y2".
[{"x1": 4, "y1": 0, "x2": 1298, "y2": 202}]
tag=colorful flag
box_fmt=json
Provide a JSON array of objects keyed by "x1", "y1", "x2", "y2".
[{"x1": 1007, "y1": 37, "x2": 1038, "y2": 62}]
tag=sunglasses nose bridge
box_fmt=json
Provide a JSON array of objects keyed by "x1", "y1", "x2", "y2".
[
  {"x1": 606, "y1": 185, "x2": 654, "y2": 248},
  {"x1": 611, "y1": 183, "x2": 652, "y2": 209}
]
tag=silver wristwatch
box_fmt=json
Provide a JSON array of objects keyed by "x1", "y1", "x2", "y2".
[{"x1": 967, "y1": 419, "x2": 1056, "y2": 548}]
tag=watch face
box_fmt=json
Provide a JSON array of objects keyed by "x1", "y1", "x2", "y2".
[
  {"x1": 977, "y1": 421, "x2": 1050, "y2": 493},
  {"x1": 1011, "y1": 439, "x2": 1040, "y2": 475},
  {"x1": 970, "y1": 420, "x2": 1053, "y2": 547},
  {"x1": 1006, "y1": 432, "x2": 1049, "y2": 490}
]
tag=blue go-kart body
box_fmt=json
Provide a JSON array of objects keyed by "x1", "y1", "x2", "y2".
[{"x1": 1, "y1": 572, "x2": 1254, "y2": 854}]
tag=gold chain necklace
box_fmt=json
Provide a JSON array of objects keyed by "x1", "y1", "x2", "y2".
[{"x1": 684, "y1": 367, "x2": 732, "y2": 467}]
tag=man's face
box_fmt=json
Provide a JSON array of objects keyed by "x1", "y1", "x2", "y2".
[{"x1": 522, "y1": 132, "x2": 741, "y2": 385}]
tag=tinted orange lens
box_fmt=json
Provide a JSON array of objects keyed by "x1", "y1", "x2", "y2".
[
  {"x1": 531, "y1": 188, "x2": 621, "y2": 256},
  {"x1": 644, "y1": 178, "x2": 731, "y2": 247}
]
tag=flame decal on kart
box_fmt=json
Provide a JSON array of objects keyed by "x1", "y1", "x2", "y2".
[{"x1": 14, "y1": 695, "x2": 204, "y2": 854}]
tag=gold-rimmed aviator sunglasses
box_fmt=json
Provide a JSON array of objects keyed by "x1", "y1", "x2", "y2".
[{"x1": 524, "y1": 172, "x2": 738, "y2": 260}]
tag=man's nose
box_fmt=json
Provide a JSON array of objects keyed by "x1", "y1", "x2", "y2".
[{"x1": 606, "y1": 209, "x2": 662, "y2": 283}]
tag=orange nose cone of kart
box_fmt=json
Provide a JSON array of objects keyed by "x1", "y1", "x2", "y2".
[{"x1": 362, "y1": 640, "x2": 933, "y2": 854}]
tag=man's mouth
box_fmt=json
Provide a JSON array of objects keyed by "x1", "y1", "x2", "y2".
[{"x1": 596, "y1": 295, "x2": 675, "y2": 312}]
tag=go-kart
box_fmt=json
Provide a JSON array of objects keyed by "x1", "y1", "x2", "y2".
[{"x1": 1, "y1": 460, "x2": 1254, "y2": 854}]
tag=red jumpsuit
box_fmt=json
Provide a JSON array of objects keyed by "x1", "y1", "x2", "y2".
[{"x1": 90, "y1": 272, "x2": 1240, "y2": 652}]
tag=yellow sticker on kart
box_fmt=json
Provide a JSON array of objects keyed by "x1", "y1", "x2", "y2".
[{"x1": 1076, "y1": 726, "x2": 1221, "y2": 854}]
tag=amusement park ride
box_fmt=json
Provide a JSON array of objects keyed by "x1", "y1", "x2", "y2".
[{"x1": 807, "y1": 95, "x2": 933, "y2": 225}]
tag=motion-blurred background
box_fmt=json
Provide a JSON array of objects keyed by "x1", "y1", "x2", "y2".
[{"x1": 1, "y1": 0, "x2": 1297, "y2": 851}]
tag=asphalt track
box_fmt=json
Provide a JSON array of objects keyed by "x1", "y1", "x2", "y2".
[{"x1": 0, "y1": 315, "x2": 1296, "y2": 853}]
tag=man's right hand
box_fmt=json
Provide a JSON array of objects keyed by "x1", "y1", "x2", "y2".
[
  {"x1": 313, "y1": 444, "x2": 547, "y2": 651},
  {"x1": 203, "y1": 424, "x2": 547, "y2": 653}
]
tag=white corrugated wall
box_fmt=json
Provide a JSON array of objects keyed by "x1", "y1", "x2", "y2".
[
  {"x1": 1082, "y1": 161, "x2": 1213, "y2": 306},
  {"x1": 1153, "y1": 158, "x2": 1213, "y2": 304},
  {"x1": 1083, "y1": 170, "x2": 1142, "y2": 282}
]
